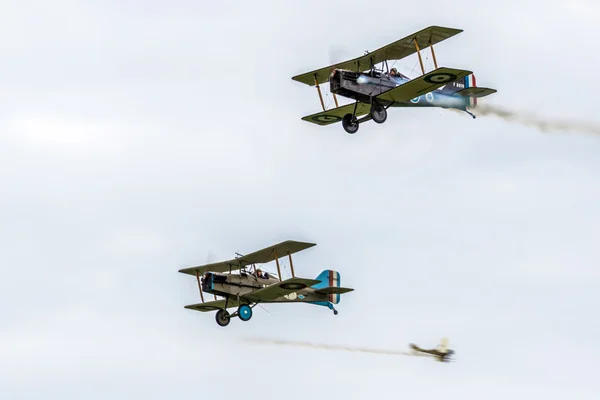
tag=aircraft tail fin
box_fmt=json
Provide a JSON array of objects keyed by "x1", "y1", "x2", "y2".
[
  {"x1": 436, "y1": 338, "x2": 449, "y2": 353},
  {"x1": 312, "y1": 269, "x2": 347, "y2": 304},
  {"x1": 440, "y1": 74, "x2": 476, "y2": 101},
  {"x1": 465, "y1": 75, "x2": 477, "y2": 108},
  {"x1": 441, "y1": 73, "x2": 496, "y2": 109}
]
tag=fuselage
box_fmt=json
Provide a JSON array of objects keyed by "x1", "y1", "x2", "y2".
[
  {"x1": 201, "y1": 271, "x2": 331, "y2": 304},
  {"x1": 329, "y1": 69, "x2": 469, "y2": 111}
]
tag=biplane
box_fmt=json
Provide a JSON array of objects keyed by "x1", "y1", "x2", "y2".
[
  {"x1": 292, "y1": 25, "x2": 497, "y2": 134},
  {"x1": 409, "y1": 338, "x2": 454, "y2": 362},
  {"x1": 178, "y1": 240, "x2": 354, "y2": 327}
]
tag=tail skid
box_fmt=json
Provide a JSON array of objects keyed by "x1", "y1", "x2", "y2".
[{"x1": 309, "y1": 269, "x2": 354, "y2": 315}]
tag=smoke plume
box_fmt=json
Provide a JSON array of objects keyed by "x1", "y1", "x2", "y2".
[
  {"x1": 243, "y1": 337, "x2": 421, "y2": 358},
  {"x1": 476, "y1": 104, "x2": 600, "y2": 136}
]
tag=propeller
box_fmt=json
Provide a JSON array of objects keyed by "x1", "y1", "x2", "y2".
[{"x1": 205, "y1": 250, "x2": 217, "y2": 301}]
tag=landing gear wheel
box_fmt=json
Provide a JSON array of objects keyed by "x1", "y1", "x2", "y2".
[
  {"x1": 371, "y1": 104, "x2": 387, "y2": 124},
  {"x1": 215, "y1": 309, "x2": 230, "y2": 327},
  {"x1": 342, "y1": 113, "x2": 359, "y2": 134},
  {"x1": 333, "y1": 309, "x2": 338, "y2": 315},
  {"x1": 238, "y1": 304, "x2": 252, "y2": 322}
]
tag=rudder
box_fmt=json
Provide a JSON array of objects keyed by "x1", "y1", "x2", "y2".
[
  {"x1": 313, "y1": 269, "x2": 342, "y2": 304},
  {"x1": 465, "y1": 74, "x2": 477, "y2": 108}
]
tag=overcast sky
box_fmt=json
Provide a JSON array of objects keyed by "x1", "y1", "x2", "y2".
[{"x1": 1, "y1": 0, "x2": 600, "y2": 399}]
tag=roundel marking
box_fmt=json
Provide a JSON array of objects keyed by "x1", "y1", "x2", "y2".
[
  {"x1": 310, "y1": 115, "x2": 342, "y2": 124},
  {"x1": 426, "y1": 92, "x2": 434, "y2": 102},
  {"x1": 279, "y1": 282, "x2": 307, "y2": 290},
  {"x1": 410, "y1": 96, "x2": 420, "y2": 103},
  {"x1": 423, "y1": 72, "x2": 457, "y2": 84}
]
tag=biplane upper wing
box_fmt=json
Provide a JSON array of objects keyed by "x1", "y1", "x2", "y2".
[
  {"x1": 184, "y1": 299, "x2": 242, "y2": 312},
  {"x1": 453, "y1": 87, "x2": 497, "y2": 98},
  {"x1": 301, "y1": 102, "x2": 371, "y2": 126},
  {"x1": 292, "y1": 26, "x2": 463, "y2": 86},
  {"x1": 376, "y1": 67, "x2": 472, "y2": 103},
  {"x1": 178, "y1": 240, "x2": 316, "y2": 276},
  {"x1": 244, "y1": 277, "x2": 321, "y2": 302}
]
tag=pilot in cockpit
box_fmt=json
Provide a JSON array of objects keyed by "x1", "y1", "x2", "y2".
[
  {"x1": 256, "y1": 268, "x2": 269, "y2": 279},
  {"x1": 389, "y1": 67, "x2": 398, "y2": 78}
]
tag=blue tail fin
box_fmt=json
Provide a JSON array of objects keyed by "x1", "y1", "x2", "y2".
[{"x1": 312, "y1": 269, "x2": 342, "y2": 304}]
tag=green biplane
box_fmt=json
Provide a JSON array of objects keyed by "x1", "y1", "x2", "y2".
[
  {"x1": 179, "y1": 240, "x2": 354, "y2": 327},
  {"x1": 292, "y1": 25, "x2": 496, "y2": 134}
]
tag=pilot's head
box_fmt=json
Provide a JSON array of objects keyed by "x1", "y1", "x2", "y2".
[
  {"x1": 390, "y1": 68, "x2": 398, "y2": 77},
  {"x1": 257, "y1": 268, "x2": 262, "y2": 276}
]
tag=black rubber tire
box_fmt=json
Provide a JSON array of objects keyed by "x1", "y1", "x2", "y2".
[
  {"x1": 215, "y1": 309, "x2": 230, "y2": 326},
  {"x1": 371, "y1": 104, "x2": 387, "y2": 124},
  {"x1": 342, "y1": 113, "x2": 359, "y2": 134}
]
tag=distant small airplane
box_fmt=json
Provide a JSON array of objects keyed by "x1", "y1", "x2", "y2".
[{"x1": 409, "y1": 338, "x2": 454, "y2": 362}]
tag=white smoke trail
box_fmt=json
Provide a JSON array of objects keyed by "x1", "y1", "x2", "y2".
[
  {"x1": 476, "y1": 104, "x2": 600, "y2": 136},
  {"x1": 243, "y1": 337, "x2": 422, "y2": 358}
]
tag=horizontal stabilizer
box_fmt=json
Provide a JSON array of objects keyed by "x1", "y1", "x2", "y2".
[
  {"x1": 184, "y1": 299, "x2": 241, "y2": 312},
  {"x1": 315, "y1": 286, "x2": 354, "y2": 295},
  {"x1": 301, "y1": 102, "x2": 371, "y2": 126},
  {"x1": 245, "y1": 277, "x2": 321, "y2": 302},
  {"x1": 454, "y1": 86, "x2": 497, "y2": 98},
  {"x1": 377, "y1": 67, "x2": 472, "y2": 103}
]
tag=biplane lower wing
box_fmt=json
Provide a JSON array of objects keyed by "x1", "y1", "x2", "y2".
[
  {"x1": 315, "y1": 286, "x2": 354, "y2": 295},
  {"x1": 301, "y1": 102, "x2": 371, "y2": 126},
  {"x1": 245, "y1": 277, "x2": 321, "y2": 301},
  {"x1": 184, "y1": 299, "x2": 242, "y2": 312},
  {"x1": 453, "y1": 86, "x2": 497, "y2": 98},
  {"x1": 377, "y1": 67, "x2": 472, "y2": 103}
]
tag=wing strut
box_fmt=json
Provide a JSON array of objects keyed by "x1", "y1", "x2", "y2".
[
  {"x1": 274, "y1": 248, "x2": 283, "y2": 281},
  {"x1": 195, "y1": 270, "x2": 205, "y2": 303},
  {"x1": 314, "y1": 75, "x2": 326, "y2": 111},
  {"x1": 429, "y1": 39, "x2": 439, "y2": 69},
  {"x1": 413, "y1": 38, "x2": 425, "y2": 75},
  {"x1": 287, "y1": 252, "x2": 295, "y2": 277}
]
